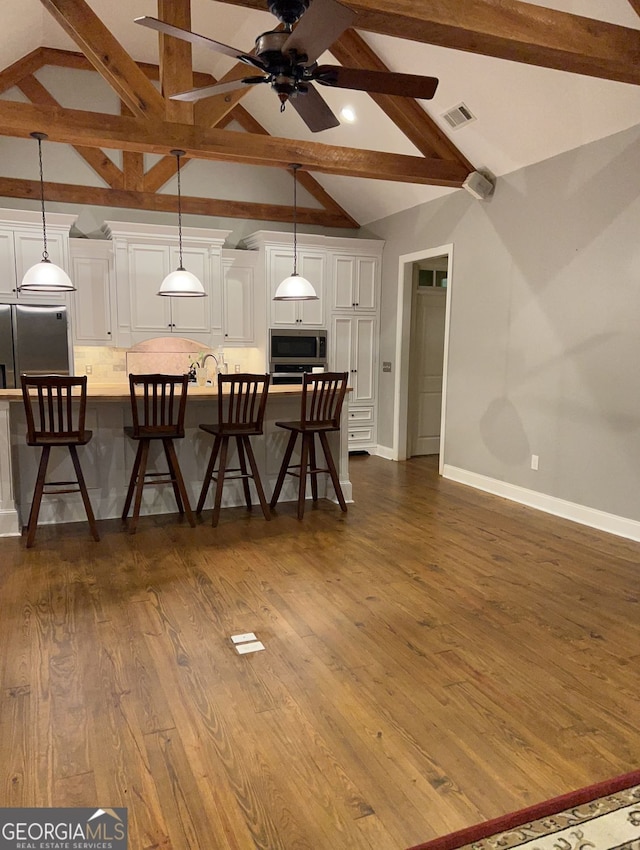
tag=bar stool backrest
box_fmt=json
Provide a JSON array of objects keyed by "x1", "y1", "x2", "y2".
[
  {"x1": 217, "y1": 373, "x2": 270, "y2": 431},
  {"x1": 301, "y1": 372, "x2": 348, "y2": 429},
  {"x1": 128, "y1": 373, "x2": 189, "y2": 438},
  {"x1": 21, "y1": 374, "x2": 88, "y2": 444}
]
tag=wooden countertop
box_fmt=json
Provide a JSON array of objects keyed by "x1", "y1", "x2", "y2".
[{"x1": 0, "y1": 382, "x2": 305, "y2": 402}]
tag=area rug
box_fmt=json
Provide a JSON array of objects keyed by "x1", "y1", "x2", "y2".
[{"x1": 408, "y1": 769, "x2": 640, "y2": 850}]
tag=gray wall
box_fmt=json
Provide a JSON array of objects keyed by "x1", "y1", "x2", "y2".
[{"x1": 369, "y1": 122, "x2": 640, "y2": 523}]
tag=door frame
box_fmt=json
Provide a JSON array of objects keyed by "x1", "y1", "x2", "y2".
[{"x1": 393, "y1": 243, "x2": 454, "y2": 471}]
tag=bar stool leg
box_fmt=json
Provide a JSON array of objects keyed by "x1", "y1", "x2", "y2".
[
  {"x1": 68, "y1": 445, "x2": 100, "y2": 542},
  {"x1": 242, "y1": 435, "x2": 271, "y2": 522},
  {"x1": 319, "y1": 431, "x2": 347, "y2": 512},
  {"x1": 25, "y1": 445, "x2": 51, "y2": 548},
  {"x1": 164, "y1": 439, "x2": 195, "y2": 527},
  {"x1": 163, "y1": 438, "x2": 185, "y2": 515},
  {"x1": 211, "y1": 436, "x2": 229, "y2": 528},
  {"x1": 297, "y1": 432, "x2": 310, "y2": 520},
  {"x1": 122, "y1": 442, "x2": 143, "y2": 521},
  {"x1": 270, "y1": 431, "x2": 297, "y2": 509},
  {"x1": 236, "y1": 436, "x2": 253, "y2": 509},
  {"x1": 129, "y1": 439, "x2": 150, "y2": 533},
  {"x1": 197, "y1": 435, "x2": 221, "y2": 514},
  {"x1": 309, "y1": 435, "x2": 319, "y2": 502}
]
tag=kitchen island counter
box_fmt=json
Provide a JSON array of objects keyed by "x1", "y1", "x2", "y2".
[{"x1": 0, "y1": 382, "x2": 351, "y2": 536}]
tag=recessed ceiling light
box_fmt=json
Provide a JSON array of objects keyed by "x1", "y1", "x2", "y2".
[{"x1": 340, "y1": 105, "x2": 357, "y2": 123}]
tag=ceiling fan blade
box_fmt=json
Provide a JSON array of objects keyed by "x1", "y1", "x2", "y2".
[
  {"x1": 282, "y1": 0, "x2": 355, "y2": 66},
  {"x1": 170, "y1": 76, "x2": 269, "y2": 103},
  {"x1": 134, "y1": 16, "x2": 265, "y2": 70},
  {"x1": 314, "y1": 65, "x2": 439, "y2": 100},
  {"x1": 290, "y1": 83, "x2": 340, "y2": 133}
]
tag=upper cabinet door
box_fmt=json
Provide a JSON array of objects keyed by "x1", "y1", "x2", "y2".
[
  {"x1": 128, "y1": 243, "x2": 171, "y2": 332},
  {"x1": 223, "y1": 257, "x2": 254, "y2": 344},
  {"x1": 0, "y1": 229, "x2": 17, "y2": 300},
  {"x1": 168, "y1": 245, "x2": 211, "y2": 336},
  {"x1": 269, "y1": 246, "x2": 325, "y2": 327},
  {"x1": 70, "y1": 242, "x2": 113, "y2": 345},
  {"x1": 14, "y1": 230, "x2": 71, "y2": 304},
  {"x1": 331, "y1": 253, "x2": 378, "y2": 312}
]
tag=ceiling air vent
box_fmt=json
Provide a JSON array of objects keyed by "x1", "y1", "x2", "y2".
[{"x1": 442, "y1": 103, "x2": 476, "y2": 130}]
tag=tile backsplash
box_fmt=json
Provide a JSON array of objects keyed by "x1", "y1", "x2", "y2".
[{"x1": 74, "y1": 344, "x2": 265, "y2": 384}]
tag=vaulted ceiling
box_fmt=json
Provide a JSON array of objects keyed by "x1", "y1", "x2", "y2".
[{"x1": 0, "y1": 0, "x2": 639, "y2": 228}]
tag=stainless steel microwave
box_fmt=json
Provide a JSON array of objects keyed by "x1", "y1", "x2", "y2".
[{"x1": 269, "y1": 329, "x2": 327, "y2": 363}]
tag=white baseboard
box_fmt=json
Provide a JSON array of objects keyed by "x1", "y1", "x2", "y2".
[
  {"x1": 0, "y1": 508, "x2": 21, "y2": 537},
  {"x1": 374, "y1": 444, "x2": 396, "y2": 460},
  {"x1": 443, "y1": 464, "x2": 640, "y2": 542}
]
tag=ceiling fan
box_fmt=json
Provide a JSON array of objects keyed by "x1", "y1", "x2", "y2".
[{"x1": 135, "y1": 0, "x2": 439, "y2": 133}]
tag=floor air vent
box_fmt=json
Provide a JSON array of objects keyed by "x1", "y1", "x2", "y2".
[{"x1": 442, "y1": 103, "x2": 476, "y2": 130}]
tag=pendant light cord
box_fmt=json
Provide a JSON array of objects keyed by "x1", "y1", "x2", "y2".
[
  {"x1": 175, "y1": 150, "x2": 185, "y2": 271},
  {"x1": 292, "y1": 164, "x2": 299, "y2": 276},
  {"x1": 35, "y1": 134, "x2": 49, "y2": 262}
]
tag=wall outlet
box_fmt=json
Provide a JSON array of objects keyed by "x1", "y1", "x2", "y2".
[
  {"x1": 235, "y1": 364, "x2": 241, "y2": 373},
  {"x1": 531, "y1": 454, "x2": 539, "y2": 471},
  {"x1": 85, "y1": 365, "x2": 93, "y2": 374},
  {"x1": 382, "y1": 361, "x2": 392, "y2": 373}
]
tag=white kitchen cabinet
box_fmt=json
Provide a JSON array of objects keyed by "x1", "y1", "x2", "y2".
[
  {"x1": 104, "y1": 222, "x2": 230, "y2": 347},
  {"x1": 331, "y1": 254, "x2": 379, "y2": 312},
  {"x1": 222, "y1": 250, "x2": 257, "y2": 344},
  {"x1": 268, "y1": 246, "x2": 325, "y2": 327},
  {"x1": 0, "y1": 210, "x2": 76, "y2": 304},
  {"x1": 69, "y1": 239, "x2": 114, "y2": 345},
  {"x1": 331, "y1": 314, "x2": 378, "y2": 450}
]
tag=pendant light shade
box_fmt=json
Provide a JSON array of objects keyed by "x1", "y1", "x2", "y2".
[
  {"x1": 19, "y1": 132, "x2": 75, "y2": 293},
  {"x1": 158, "y1": 149, "x2": 206, "y2": 298},
  {"x1": 273, "y1": 164, "x2": 318, "y2": 302}
]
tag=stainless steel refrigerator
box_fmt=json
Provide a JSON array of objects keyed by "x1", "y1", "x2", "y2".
[{"x1": 0, "y1": 303, "x2": 70, "y2": 389}]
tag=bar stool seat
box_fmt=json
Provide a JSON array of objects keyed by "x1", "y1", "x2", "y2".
[
  {"x1": 196, "y1": 373, "x2": 271, "y2": 527},
  {"x1": 270, "y1": 371, "x2": 348, "y2": 520},
  {"x1": 122, "y1": 373, "x2": 195, "y2": 533},
  {"x1": 20, "y1": 374, "x2": 100, "y2": 548}
]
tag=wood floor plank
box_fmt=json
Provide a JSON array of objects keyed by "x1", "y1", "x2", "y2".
[{"x1": 1, "y1": 455, "x2": 640, "y2": 848}]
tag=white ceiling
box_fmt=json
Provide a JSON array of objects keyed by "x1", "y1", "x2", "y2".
[{"x1": 2, "y1": 0, "x2": 640, "y2": 225}]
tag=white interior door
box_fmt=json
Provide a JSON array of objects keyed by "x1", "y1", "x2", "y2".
[{"x1": 408, "y1": 284, "x2": 446, "y2": 456}]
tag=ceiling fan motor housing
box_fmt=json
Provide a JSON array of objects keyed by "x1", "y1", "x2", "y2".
[{"x1": 267, "y1": 0, "x2": 310, "y2": 24}]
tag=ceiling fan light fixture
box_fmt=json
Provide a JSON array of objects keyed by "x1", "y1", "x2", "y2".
[
  {"x1": 19, "y1": 132, "x2": 75, "y2": 293},
  {"x1": 339, "y1": 105, "x2": 357, "y2": 123},
  {"x1": 274, "y1": 164, "x2": 318, "y2": 303},
  {"x1": 158, "y1": 149, "x2": 206, "y2": 298}
]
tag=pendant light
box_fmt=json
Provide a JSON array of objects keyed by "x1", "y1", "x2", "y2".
[
  {"x1": 158, "y1": 149, "x2": 206, "y2": 297},
  {"x1": 19, "y1": 132, "x2": 75, "y2": 293},
  {"x1": 273, "y1": 164, "x2": 318, "y2": 301}
]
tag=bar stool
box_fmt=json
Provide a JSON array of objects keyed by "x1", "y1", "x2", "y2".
[
  {"x1": 270, "y1": 371, "x2": 348, "y2": 520},
  {"x1": 122, "y1": 373, "x2": 195, "y2": 533},
  {"x1": 20, "y1": 374, "x2": 100, "y2": 548},
  {"x1": 196, "y1": 373, "x2": 271, "y2": 527}
]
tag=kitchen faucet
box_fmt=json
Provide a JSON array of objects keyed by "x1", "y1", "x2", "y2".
[{"x1": 200, "y1": 352, "x2": 219, "y2": 372}]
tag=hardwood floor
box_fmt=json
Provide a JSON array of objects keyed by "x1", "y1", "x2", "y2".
[{"x1": 1, "y1": 454, "x2": 638, "y2": 850}]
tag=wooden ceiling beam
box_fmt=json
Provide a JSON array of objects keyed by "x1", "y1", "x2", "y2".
[
  {"x1": 0, "y1": 99, "x2": 469, "y2": 185},
  {"x1": 0, "y1": 48, "x2": 47, "y2": 95},
  {"x1": 158, "y1": 0, "x2": 194, "y2": 124},
  {"x1": 627, "y1": 0, "x2": 640, "y2": 17},
  {"x1": 38, "y1": 0, "x2": 167, "y2": 119},
  {"x1": 0, "y1": 176, "x2": 356, "y2": 228},
  {"x1": 16, "y1": 74, "x2": 125, "y2": 190},
  {"x1": 330, "y1": 29, "x2": 473, "y2": 168},
  {"x1": 212, "y1": 0, "x2": 640, "y2": 85}
]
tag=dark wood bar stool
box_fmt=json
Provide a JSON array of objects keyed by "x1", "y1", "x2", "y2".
[
  {"x1": 20, "y1": 374, "x2": 100, "y2": 548},
  {"x1": 270, "y1": 371, "x2": 349, "y2": 520},
  {"x1": 122, "y1": 373, "x2": 195, "y2": 533},
  {"x1": 196, "y1": 373, "x2": 271, "y2": 527}
]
